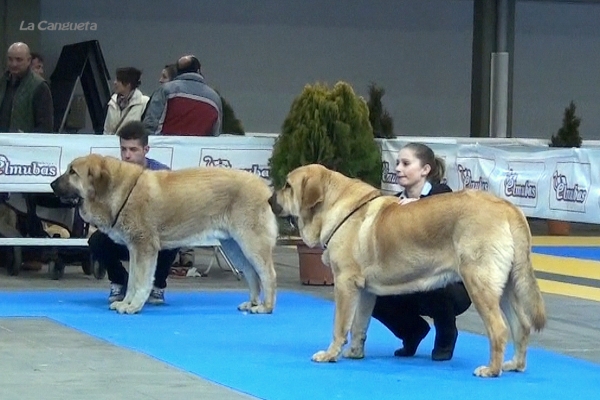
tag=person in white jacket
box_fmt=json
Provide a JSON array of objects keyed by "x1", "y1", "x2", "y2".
[{"x1": 103, "y1": 67, "x2": 149, "y2": 135}]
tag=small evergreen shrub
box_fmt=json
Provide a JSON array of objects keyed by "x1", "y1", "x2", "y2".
[
  {"x1": 550, "y1": 101, "x2": 582, "y2": 148},
  {"x1": 269, "y1": 81, "x2": 382, "y2": 189}
]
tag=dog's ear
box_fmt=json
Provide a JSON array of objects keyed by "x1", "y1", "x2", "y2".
[
  {"x1": 301, "y1": 174, "x2": 324, "y2": 211},
  {"x1": 88, "y1": 157, "x2": 110, "y2": 198}
]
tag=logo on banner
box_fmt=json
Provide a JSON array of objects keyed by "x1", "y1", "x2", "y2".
[
  {"x1": 200, "y1": 151, "x2": 271, "y2": 180},
  {"x1": 202, "y1": 155, "x2": 232, "y2": 169},
  {"x1": 0, "y1": 154, "x2": 58, "y2": 177},
  {"x1": 500, "y1": 161, "x2": 544, "y2": 209},
  {"x1": 503, "y1": 169, "x2": 537, "y2": 199},
  {"x1": 457, "y1": 164, "x2": 489, "y2": 191},
  {"x1": 552, "y1": 171, "x2": 587, "y2": 203},
  {"x1": 381, "y1": 161, "x2": 397, "y2": 185}
]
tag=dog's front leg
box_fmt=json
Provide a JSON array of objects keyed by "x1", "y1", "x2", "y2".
[
  {"x1": 113, "y1": 246, "x2": 158, "y2": 315},
  {"x1": 109, "y1": 248, "x2": 138, "y2": 312},
  {"x1": 312, "y1": 274, "x2": 359, "y2": 363},
  {"x1": 343, "y1": 289, "x2": 376, "y2": 359}
]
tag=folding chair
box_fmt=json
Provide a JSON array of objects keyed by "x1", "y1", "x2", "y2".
[{"x1": 202, "y1": 244, "x2": 242, "y2": 280}]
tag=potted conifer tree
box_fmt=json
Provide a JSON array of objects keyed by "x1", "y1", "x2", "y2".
[
  {"x1": 269, "y1": 81, "x2": 382, "y2": 285},
  {"x1": 367, "y1": 82, "x2": 395, "y2": 138},
  {"x1": 215, "y1": 90, "x2": 245, "y2": 135},
  {"x1": 547, "y1": 101, "x2": 583, "y2": 235}
]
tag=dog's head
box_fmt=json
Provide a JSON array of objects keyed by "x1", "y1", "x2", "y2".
[
  {"x1": 271, "y1": 164, "x2": 328, "y2": 246},
  {"x1": 50, "y1": 154, "x2": 110, "y2": 205}
]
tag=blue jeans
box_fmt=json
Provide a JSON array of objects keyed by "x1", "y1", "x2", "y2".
[{"x1": 219, "y1": 238, "x2": 255, "y2": 272}]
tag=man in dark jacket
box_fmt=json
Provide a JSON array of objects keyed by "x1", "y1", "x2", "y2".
[
  {"x1": 0, "y1": 42, "x2": 54, "y2": 263},
  {"x1": 0, "y1": 42, "x2": 53, "y2": 133},
  {"x1": 142, "y1": 55, "x2": 222, "y2": 136}
]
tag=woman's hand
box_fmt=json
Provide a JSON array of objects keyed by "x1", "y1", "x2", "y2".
[{"x1": 398, "y1": 198, "x2": 419, "y2": 205}]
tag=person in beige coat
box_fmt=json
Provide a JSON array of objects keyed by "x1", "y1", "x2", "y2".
[{"x1": 103, "y1": 67, "x2": 149, "y2": 135}]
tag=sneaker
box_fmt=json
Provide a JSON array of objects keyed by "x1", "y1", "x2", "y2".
[
  {"x1": 108, "y1": 283, "x2": 125, "y2": 303},
  {"x1": 147, "y1": 287, "x2": 165, "y2": 305}
]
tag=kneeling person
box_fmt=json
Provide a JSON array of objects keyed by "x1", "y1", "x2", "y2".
[
  {"x1": 88, "y1": 121, "x2": 178, "y2": 304},
  {"x1": 371, "y1": 143, "x2": 472, "y2": 361}
]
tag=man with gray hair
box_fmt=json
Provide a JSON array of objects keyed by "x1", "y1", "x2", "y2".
[{"x1": 0, "y1": 42, "x2": 53, "y2": 133}]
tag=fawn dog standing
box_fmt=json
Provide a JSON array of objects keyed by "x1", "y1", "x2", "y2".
[
  {"x1": 270, "y1": 164, "x2": 546, "y2": 377},
  {"x1": 51, "y1": 154, "x2": 278, "y2": 315}
]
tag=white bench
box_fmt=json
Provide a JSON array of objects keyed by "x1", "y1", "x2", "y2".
[{"x1": 0, "y1": 236, "x2": 241, "y2": 280}]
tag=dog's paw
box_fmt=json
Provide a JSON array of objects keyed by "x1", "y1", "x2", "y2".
[
  {"x1": 342, "y1": 347, "x2": 364, "y2": 359},
  {"x1": 109, "y1": 300, "x2": 124, "y2": 310},
  {"x1": 473, "y1": 365, "x2": 501, "y2": 378},
  {"x1": 502, "y1": 360, "x2": 525, "y2": 372},
  {"x1": 115, "y1": 302, "x2": 143, "y2": 315},
  {"x1": 237, "y1": 301, "x2": 258, "y2": 311},
  {"x1": 248, "y1": 304, "x2": 273, "y2": 314},
  {"x1": 312, "y1": 350, "x2": 338, "y2": 363}
]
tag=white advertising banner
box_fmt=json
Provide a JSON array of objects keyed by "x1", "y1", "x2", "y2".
[
  {"x1": 379, "y1": 140, "x2": 600, "y2": 224},
  {"x1": 0, "y1": 133, "x2": 276, "y2": 191},
  {"x1": 1, "y1": 133, "x2": 600, "y2": 224}
]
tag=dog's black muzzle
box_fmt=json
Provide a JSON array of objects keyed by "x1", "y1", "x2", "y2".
[
  {"x1": 268, "y1": 192, "x2": 283, "y2": 216},
  {"x1": 49, "y1": 176, "x2": 62, "y2": 194},
  {"x1": 50, "y1": 176, "x2": 81, "y2": 206}
]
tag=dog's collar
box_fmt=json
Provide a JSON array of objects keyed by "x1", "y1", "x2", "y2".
[
  {"x1": 322, "y1": 192, "x2": 381, "y2": 249},
  {"x1": 111, "y1": 171, "x2": 144, "y2": 228}
]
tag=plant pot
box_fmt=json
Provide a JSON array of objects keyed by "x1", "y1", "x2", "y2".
[
  {"x1": 547, "y1": 219, "x2": 571, "y2": 236},
  {"x1": 296, "y1": 243, "x2": 334, "y2": 286}
]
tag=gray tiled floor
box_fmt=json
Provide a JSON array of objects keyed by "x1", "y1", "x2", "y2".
[{"x1": 0, "y1": 318, "x2": 258, "y2": 400}]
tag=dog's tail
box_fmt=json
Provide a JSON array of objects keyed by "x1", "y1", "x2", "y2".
[{"x1": 509, "y1": 207, "x2": 547, "y2": 332}]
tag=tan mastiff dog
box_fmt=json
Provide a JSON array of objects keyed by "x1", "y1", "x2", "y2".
[
  {"x1": 51, "y1": 154, "x2": 278, "y2": 315},
  {"x1": 269, "y1": 164, "x2": 546, "y2": 377}
]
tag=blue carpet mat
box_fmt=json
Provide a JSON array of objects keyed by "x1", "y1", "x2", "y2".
[
  {"x1": 533, "y1": 246, "x2": 600, "y2": 262},
  {"x1": 1, "y1": 290, "x2": 599, "y2": 400}
]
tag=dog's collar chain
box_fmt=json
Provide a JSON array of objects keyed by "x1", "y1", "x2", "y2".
[
  {"x1": 322, "y1": 192, "x2": 381, "y2": 249},
  {"x1": 111, "y1": 171, "x2": 144, "y2": 228}
]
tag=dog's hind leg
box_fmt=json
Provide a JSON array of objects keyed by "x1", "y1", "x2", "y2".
[
  {"x1": 313, "y1": 268, "x2": 360, "y2": 363},
  {"x1": 502, "y1": 217, "x2": 545, "y2": 372},
  {"x1": 248, "y1": 249, "x2": 276, "y2": 314},
  {"x1": 500, "y1": 279, "x2": 531, "y2": 373},
  {"x1": 226, "y1": 234, "x2": 277, "y2": 314},
  {"x1": 461, "y1": 263, "x2": 509, "y2": 378},
  {"x1": 238, "y1": 267, "x2": 262, "y2": 312},
  {"x1": 343, "y1": 289, "x2": 376, "y2": 359}
]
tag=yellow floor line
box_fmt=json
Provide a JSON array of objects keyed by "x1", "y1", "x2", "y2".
[
  {"x1": 537, "y1": 279, "x2": 600, "y2": 302},
  {"x1": 532, "y1": 254, "x2": 600, "y2": 281},
  {"x1": 533, "y1": 236, "x2": 600, "y2": 246},
  {"x1": 530, "y1": 253, "x2": 600, "y2": 301}
]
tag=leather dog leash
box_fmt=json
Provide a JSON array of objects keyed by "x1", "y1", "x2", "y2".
[
  {"x1": 111, "y1": 171, "x2": 144, "y2": 228},
  {"x1": 322, "y1": 192, "x2": 381, "y2": 249}
]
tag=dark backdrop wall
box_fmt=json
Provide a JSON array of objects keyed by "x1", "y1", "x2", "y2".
[
  {"x1": 2, "y1": 0, "x2": 598, "y2": 139},
  {"x1": 37, "y1": 0, "x2": 475, "y2": 136}
]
